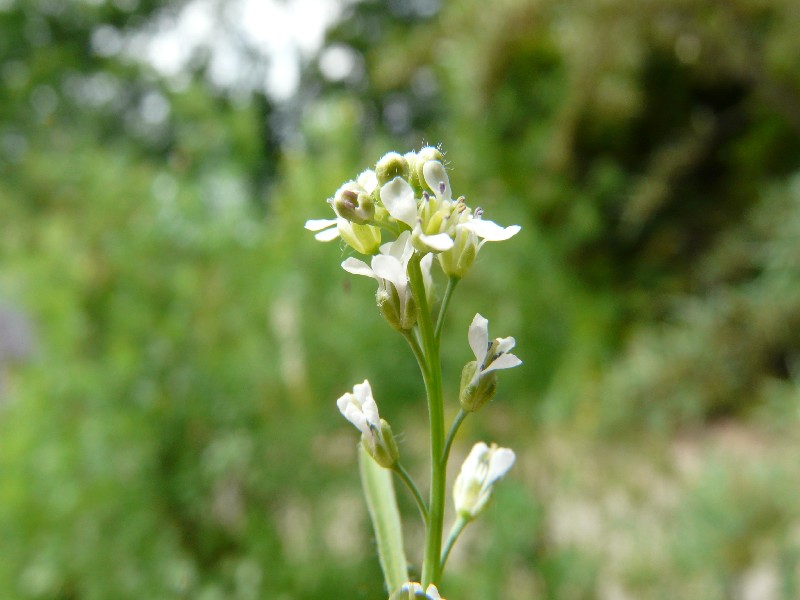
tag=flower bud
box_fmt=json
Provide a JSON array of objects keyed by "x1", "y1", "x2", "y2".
[
  {"x1": 375, "y1": 152, "x2": 409, "y2": 185},
  {"x1": 459, "y1": 360, "x2": 497, "y2": 412},
  {"x1": 377, "y1": 284, "x2": 417, "y2": 332},
  {"x1": 333, "y1": 183, "x2": 375, "y2": 224},
  {"x1": 413, "y1": 146, "x2": 444, "y2": 189}
]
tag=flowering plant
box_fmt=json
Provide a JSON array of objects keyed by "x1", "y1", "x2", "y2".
[{"x1": 307, "y1": 148, "x2": 521, "y2": 597}]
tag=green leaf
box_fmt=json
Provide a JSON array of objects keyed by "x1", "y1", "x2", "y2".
[{"x1": 358, "y1": 443, "x2": 408, "y2": 594}]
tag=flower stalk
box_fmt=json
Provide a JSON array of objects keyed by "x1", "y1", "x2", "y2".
[{"x1": 309, "y1": 147, "x2": 522, "y2": 597}]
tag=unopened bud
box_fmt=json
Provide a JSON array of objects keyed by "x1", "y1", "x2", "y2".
[
  {"x1": 375, "y1": 152, "x2": 409, "y2": 185},
  {"x1": 377, "y1": 285, "x2": 417, "y2": 332},
  {"x1": 413, "y1": 146, "x2": 444, "y2": 189},
  {"x1": 333, "y1": 183, "x2": 375, "y2": 224}
]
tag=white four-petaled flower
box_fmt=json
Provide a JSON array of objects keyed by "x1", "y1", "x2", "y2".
[
  {"x1": 341, "y1": 232, "x2": 434, "y2": 329},
  {"x1": 453, "y1": 442, "x2": 516, "y2": 519},
  {"x1": 467, "y1": 313, "x2": 522, "y2": 388},
  {"x1": 336, "y1": 379, "x2": 399, "y2": 467},
  {"x1": 336, "y1": 379, "x2": 381, "y2": 441}
]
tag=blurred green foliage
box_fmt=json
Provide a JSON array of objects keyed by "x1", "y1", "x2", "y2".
[{"x1": 1, "y1": 0, "x2": 800, "y2": 598}]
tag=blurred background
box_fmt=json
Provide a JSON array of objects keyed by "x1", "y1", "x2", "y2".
[{"x1": 2, "y1": 0, "x2": 800, "y2": 598}]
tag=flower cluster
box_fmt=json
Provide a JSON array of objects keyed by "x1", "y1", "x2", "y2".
[{"x1": 305, "y1": 147, "x2": 520, "y2": 279}]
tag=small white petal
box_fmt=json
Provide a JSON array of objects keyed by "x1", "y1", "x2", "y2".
[
  {"x1": 381, "y1": 177, "x2": 417, "y2": 227},
  {"x1": 353, "y1": 379, "x2": 372, "y2": 404},
  {"x1": 468, "y1": 314, "x2": 490, "y2": 365},
  {"x1": 495, "y1": 336, "x2": 516, "y2": 354},
  {"x1": 357, "y1": 169, "x2": 378, "y2": 194},
  {"x1": 487, "y1": 448, "x2": 515, "y2": 484},
  {"x1": 484, "y1": 352, "x2": 522, "y2": 373},
  {"x1": 461, "y1": 219, "x2": 521, "y2": 241},
  {"x1": 425, "y1": 584, "x2": 443, "y2": 599},
  {"x1": 380, "y1": 231, "x2": 413, "y2": 262},
  {"x1": 341, "y1": 257, "x2": 376, "y2": 279},
  {"x1": 462, "y1": 441, "x2": 489, "y2": 474},
  {"x1": 422, "y1": 160, "x2": 451, "y2": 201},
  {"x1": 417, "y1": 231, "x2": 454, "y2": 252},
  {"x1": 420, "y1": 252, "x2": 434, "y2": 303},
  {"x1": 336, "y1": 393, "x2": 351, "y2": 416},
  {"x1": 371, "y1": 255, "x2": 407, "y2": 292},
  {"x1": 305, "y1": 218, "x2": 338, "y2": 231},
  {"x1": 314, "y1": 227, "x2": 341, "y2": 242}
]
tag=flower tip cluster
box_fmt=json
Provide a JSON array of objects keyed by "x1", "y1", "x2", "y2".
[
  {"x1": 391, "y1": 582, "x2": 445, "y2": 600},
  {"x1": 453, "y1": 442, "x2": 516, "y2": 520},
  {"x1": 306, "y1": 147, "x2": 521, "y2": 281},
  {"x1": 336, "y1": 380, "x2": 399, "y2": 468},
  {"x1": 459, "y1": 313, "x2": 522, "y2": 412}
]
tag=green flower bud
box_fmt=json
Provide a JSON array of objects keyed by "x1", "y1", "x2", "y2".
[
  {"x1": 376, "y1": 284, "x2": 417, "y2": 332},
  {"x1": 459, "y1": 360, "x2": 497, "y2": 412},
  {"x1": 375, "y1": 152, "x2": 409, "y2": 185},
  {"x1": 413, "y1": 146, "x2": 444, "y2": 189},
  {"x1": 404, "y1": 151, "x2": 420, "y2": 189},
  {"x1": 363, "y1": 418, "x2": 399, "y2": 468},
  {"x1": 333, "y1": 183, "x2": 375, "y2": 224}
]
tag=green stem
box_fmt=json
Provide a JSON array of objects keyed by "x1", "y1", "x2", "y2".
[
  {"x1": 402, "y1": 330, "x2": 429, "y2": 382},
  {"x1": 393, "y1": 463, "x2": 428, "y2": 526},
  {"x1": 440, "y1": 515, "x2": 469, "y2": 573},
  {"x1": 442, "y1": 408, "x2": 467, "y2": 466},
  {"x1": 408, "y1": 253, "x2": 445, "y2": 587},
  {"x1": 434, "y1": 277, "x2": 459, "y2": 342}
]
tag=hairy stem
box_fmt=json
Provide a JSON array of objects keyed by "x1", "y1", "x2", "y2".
[{"x1": 408, "y1": 253, "x2": 445, "y2": 587}]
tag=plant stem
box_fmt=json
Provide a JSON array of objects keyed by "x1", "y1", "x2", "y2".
[
  {"x1": 440, "y1": 515, "x2": 468, "y2": 572},
  {"x1": 402, "y1": 330, "x2": 429, "y2": 381},
  {"x1": 442, "y1": 408, "x2": 467, "y2": 466},
  {"x1": 393, "y1": 463, "x2": 429, "y2": 526},
  {"x1": 434, "y1": 277, "x2": 459, "y2": 342},
  {"x1": 408, "y1": 253, "x2": 445, "y2": 587}
]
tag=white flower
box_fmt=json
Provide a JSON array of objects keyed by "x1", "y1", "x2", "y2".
[
  {"x1": 467, "y1": 313, "x2": 522, "y2": 388},
  {"x1": 336, "y1": 379, "x2": 398, "y2": 467},
  {"x1": 337, "y1": 379, "x2": 381, "y2": 439},
  {"x1": 394, "y1": 582, "x2": 445, "y2": 600},
  {"x1": 341, "y1": 232, "x2": 433, "y2": 330},
  {"x1": 453, "y1": 442, "x2": 515, "y2": 519}
]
